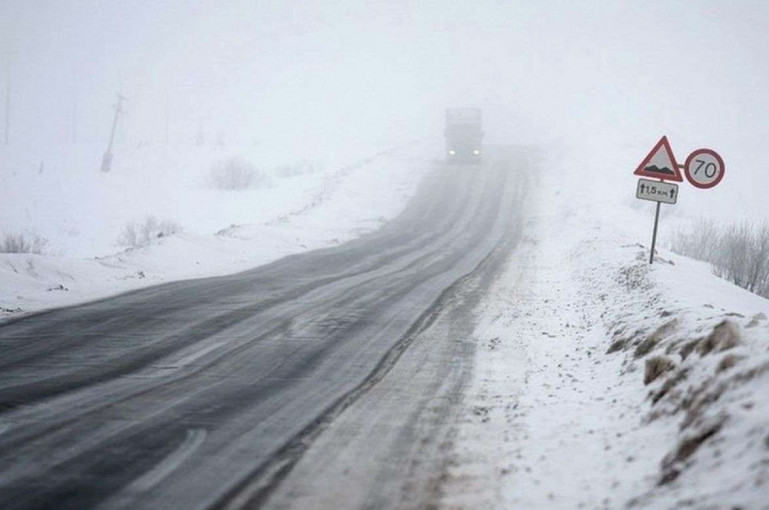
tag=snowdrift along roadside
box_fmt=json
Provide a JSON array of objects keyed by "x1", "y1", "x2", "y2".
[
  {"x1": 1, "y1": 142, "x2": 433, "y2": 322},
  {"x1": 441, "y1": 145, "x2": 769, "y2": 509}
]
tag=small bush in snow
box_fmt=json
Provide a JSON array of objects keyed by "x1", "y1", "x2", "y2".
[
  {"x1": 208, "y1": 157, "x2": 267, "y2": 190},
  {"x1": 275, "y1": 159, "x2": 322, "y2": 178},
  {"x1": 671, "y1": 219, "x2": 769, "y2": 298},
  {"x1": 118, "y1": 216, "x2": 182, "y2": 249},
  {"x1": 0, "y1": 232, "x2": 47, "y2": 254},
  {"x1": 669, "y1": 218, "x2": 721, "y2": 262}
]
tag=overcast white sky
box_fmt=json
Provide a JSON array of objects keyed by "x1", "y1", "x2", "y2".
[{"x1": 1, "y1": 1, "x2": 768, "y2": 218}]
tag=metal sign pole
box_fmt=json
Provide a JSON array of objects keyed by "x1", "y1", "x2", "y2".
[{"x1": 649, "y1": 201, "x2": 661, "y2": 264}]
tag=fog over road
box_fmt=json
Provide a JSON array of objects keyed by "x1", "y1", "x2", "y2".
[{"x1": 0, "y1": 147, "x2": 530, "y2": 510}]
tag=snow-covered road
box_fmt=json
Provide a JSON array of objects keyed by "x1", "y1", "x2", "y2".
[{"x1": 0, "y1": 147, "x2": 531, "y2": 509}]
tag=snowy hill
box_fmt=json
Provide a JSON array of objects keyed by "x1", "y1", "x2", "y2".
[{"x1": 0, "y1": 141, "x2": 432, "y2": 320}]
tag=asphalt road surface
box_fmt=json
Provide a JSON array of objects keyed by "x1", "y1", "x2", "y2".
[{"x1": 0, "y1": 147, "x2": 530, "y2": 510}]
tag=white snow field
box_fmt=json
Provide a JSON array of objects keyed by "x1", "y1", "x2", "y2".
[
  {"x1": 441, "y1": 144, "x2": 769, "y2": 509},
  {"x1": 0, "y1": 140, "x2": 432, "y2": 320}
]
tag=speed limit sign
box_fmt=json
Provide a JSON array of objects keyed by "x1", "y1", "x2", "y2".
[{"x1": 684, "y1": 148, "x2": 725, "y2": 189}]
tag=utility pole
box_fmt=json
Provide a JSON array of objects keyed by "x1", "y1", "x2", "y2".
[
  {"x1": 164, "y1": 91, "x2": 170, "y2": 147},
  {"x1": 4, "y1": 59, "x2": 9, "y2": 146},
  {"x1": 100, "y1": 94, "x2": 126, "y2": 172},
  {"x1": 71, "y1": 79, "x2": 78, "y2": 145},
  {"x1": 195, "y1": 116, "x2": 205, "y2": 146}
]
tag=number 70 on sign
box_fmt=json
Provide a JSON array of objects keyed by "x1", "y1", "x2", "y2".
[{"x1": 684, "y1": 148, "x2": 725, "y2": 189}]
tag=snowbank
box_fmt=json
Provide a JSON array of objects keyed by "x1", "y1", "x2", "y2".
[
  {"x1": 442, "y1": 143, "x2": 769, "y2": 509},
  {"x1": 1, "y1": 141, "x2": 434, "y2": 321}
]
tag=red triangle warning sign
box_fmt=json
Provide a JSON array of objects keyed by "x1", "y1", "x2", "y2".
[{"x1": 633, "y1": 136, "x2": 683, "y2": 182}]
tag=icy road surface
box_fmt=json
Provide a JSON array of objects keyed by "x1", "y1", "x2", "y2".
[{"x1": 0, "y1": 147, "x2": 530, "y2": 509}]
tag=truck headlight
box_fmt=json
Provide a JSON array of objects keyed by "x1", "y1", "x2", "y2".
[
  {"x1": 473, "y1": 149, "x2": 481, "y2": 155},
  {"x1": 448, "y1": 150, "x2": 456, "y2": 156}
]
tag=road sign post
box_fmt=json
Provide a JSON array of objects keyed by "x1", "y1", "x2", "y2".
[
  {"x1": 632, "y1": 136, "x2": 725, "y2": 264},
  {"x1": 635, "y1": 178, "x2": 679, "y2": 264},
  {"x1": 633, "y1": 136, "x2": 682, "y2": 264},
  {"x1": 650, "y1": 201, "x2": 661, "y2": 265}
]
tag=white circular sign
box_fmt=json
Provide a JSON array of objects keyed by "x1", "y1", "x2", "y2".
[{"x1": 684, "y1": 148, "x2": 725, "y2": 189}]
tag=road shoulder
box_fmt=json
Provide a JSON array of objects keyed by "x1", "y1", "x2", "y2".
[{"x1": 439, "y1": 150, "x2": 769, "y2": 509}]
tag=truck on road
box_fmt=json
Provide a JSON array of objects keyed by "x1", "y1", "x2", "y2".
[{"x1": 444, "y1": 108, "x2": 483, "y2": 164}]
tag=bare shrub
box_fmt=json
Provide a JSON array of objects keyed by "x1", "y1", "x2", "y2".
[
  {"x1": 713, "y1": 222, "x2": 752, "y2": 288},
  {"x1": 669, "y1": 218, "x2": 721, "y2": 262},
  {"x1": 209, "y1": 157, "x2": 267, "y2": 190},
  {"x1": 1, "y1": 232, "x2": 47, "y2": 254},
  {"x1": 671, "y1": 220, "x2": 769, "y2": 298},
  {"x1": 118, "y1": 216, "x2": 182, "y2": 249},
  {"x1": 744, "y1": 222, "x2": 769, "y2": 295}
]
